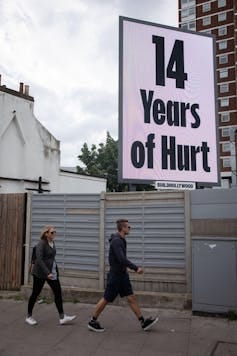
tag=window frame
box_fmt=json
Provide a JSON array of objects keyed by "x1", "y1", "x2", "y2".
[
  {"x1": 219, "y1": 54, "x2": 228, "y2": 64},
  {"x1": 203, "y1": 16, "x2": 211, "y2": 26},
  {"x1": 219, "y1": 40, "x2": 227, "y2": 50},
  {"x1": 188, "y1": 21, "x2": 196, "y2": 30},
  {"x1": 218, "y1": 0, "x2": 226, "y2": 8},
  {"x1": 223, "y1": 157, "x2": 231, "y2": 168},
  {"x1": 218, "y1": 26, "x2": 227, "y2": 36},
  {"x1": 220, "y1": 83, "x2": 229, "y2": 93},
  {"x1": 218, "y1": 12, "x2": 227, "y2": 22},
  {"x1": 222, "y1": 142, "x2": 230, "y2": 152},
  {"x1": 219, "y1": 68, "x2": 228, "y2": 79},
  {"x1": 221, "y1": 112, "x2": 230, "y2": 122},
  {"x1": 220, "y1": 97, "x2": 229, "y2": 107},
  {"x1": 222, "y1": 127, "x2": 230, "y2": 137},
  {"x1": 202, "y1": 2, "x2": 211, "y2": 12}
]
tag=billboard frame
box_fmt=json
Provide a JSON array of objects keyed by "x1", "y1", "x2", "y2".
[{"x1": 118, "y1": 16, "x2": 220, "y2": 188}]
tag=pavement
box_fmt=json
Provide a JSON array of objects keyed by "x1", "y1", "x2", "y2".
[{"x1": 0, "y1": 298, "x2": 237, "y2": 356}]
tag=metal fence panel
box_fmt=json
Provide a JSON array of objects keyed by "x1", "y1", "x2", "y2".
[
  {"x1": 190, "y1": 189, "x2": 237, "y2": 219},
  {"x1": 30, "y1": 193, "x2": 101, "y2": 271},
  {"x1": 104, "y1": 192, "x2": 185, "y2": 268}
]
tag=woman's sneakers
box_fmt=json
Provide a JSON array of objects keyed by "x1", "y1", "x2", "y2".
[
  {"x1": 25, "y1": 316, "x2": 37, "y2": 325},
  {"x1": 25, "y1": 314, "x2": 76, "y2": 325},
  {"x1": 59, "y1": 314, "x2": 76, "y2": 325}
]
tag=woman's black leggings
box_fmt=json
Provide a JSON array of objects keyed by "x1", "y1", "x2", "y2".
[{"x1": 28, "y1": 275, "x2": 64, "y2": 316}]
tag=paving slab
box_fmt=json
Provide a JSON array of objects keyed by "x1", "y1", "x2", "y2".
[{"x1": 0, "y1": 299, "x2": 236, "y2": 356}]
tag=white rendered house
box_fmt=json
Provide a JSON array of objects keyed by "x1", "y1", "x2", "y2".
[{"x1": 0, "y1": 76, "x2": 106, "y2": 194}]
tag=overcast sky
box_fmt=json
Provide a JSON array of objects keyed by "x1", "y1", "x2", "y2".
[{"x1": 0, "y1": 0, "x2": 178, "y2": 167}]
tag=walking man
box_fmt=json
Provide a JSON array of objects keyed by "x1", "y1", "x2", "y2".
[{"x1": 88, "y1": 219, "x2": 158, "y2": 332}]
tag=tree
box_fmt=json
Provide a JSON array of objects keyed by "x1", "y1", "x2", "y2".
[{"x1": 77, "y1": 132, "x2": 155, "y2": 192}]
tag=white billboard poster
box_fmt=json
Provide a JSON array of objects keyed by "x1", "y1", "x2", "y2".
[{"x1": 118, "y1": 17, "x2": 220, "y2": 186}]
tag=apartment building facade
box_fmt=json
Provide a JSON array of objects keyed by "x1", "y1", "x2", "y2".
[{"x1": 179, "y1": 0, "x2": 237, "y2": 188}]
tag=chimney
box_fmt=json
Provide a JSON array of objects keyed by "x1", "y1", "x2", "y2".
[
  {"x1": 24, "y1": 85, "x2": 30, "y2": 96},
  {"x1": 19, "y1": 82, "x2": 24, "y2": 93}
]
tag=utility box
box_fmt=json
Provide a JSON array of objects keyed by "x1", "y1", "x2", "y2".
[{"x1": 192, "y1": 238, "x2": 237, "y2": 313}]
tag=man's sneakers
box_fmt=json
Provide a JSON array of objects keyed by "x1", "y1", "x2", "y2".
[
  {"x1": 88, "y1": 319, "x2": 105, "y2": 332},
  {"x1": 25, "y1": 316, "x2": 37, "y2": 326},
  {"x1": 60, "y1": 314, "x2": 76, "y2": 325},
  {"x1": 87, "y1": 317, "x2": 158, "y2": 332},
  {"x1": 141, "y1": 316, "x2": 159, "y2": 331}
]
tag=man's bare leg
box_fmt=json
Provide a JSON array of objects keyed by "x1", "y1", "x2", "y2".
[
  {"x1": 127, "y1": 294, "x2": 142, "y2": 318},
  {"x1": 92, "y1": 297, "x2": 108, "y2": 319}
]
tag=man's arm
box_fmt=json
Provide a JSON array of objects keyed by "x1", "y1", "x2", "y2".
[{"x1": 111, "y1": 238, "x2": 138, "y2": 272}]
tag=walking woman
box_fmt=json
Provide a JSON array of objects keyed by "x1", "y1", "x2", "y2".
[{"x1": 25, "y1": 225, "x2": 76, "y2": 326}]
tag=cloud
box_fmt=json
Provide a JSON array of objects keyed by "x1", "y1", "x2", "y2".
[{"x1": 0, "y1": 0, "x2": 177, "y2": 166}]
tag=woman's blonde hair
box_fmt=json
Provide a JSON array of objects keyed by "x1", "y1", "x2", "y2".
[{"x1": 40, "y1": 225, "x2": 54, "y2": 240}]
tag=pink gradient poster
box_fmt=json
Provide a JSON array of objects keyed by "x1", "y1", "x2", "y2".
[{"x1": 119, "y1": 17, "x2": 219, "y2": 185}]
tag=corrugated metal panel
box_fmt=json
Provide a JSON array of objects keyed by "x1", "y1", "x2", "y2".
[
  {"x1": 30, "y1": 193, "x2": 101, "y2": 271},
  {"x1": 190, "y1": 189, "x2": 237, "y2": 219},
  {"x1": 104, "y1": 192, "x2": 185, "y2": 269}
]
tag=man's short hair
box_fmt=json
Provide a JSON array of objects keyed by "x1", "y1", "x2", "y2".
[{"x1": 116, "y1": 219, "x2": 128, "y2": 232}]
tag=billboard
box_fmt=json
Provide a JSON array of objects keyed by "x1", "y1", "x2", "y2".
[{"x1": 118, "y1": 17, "x2": 220, "y2": 186}]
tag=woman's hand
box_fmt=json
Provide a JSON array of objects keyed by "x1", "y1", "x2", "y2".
[{"x1": 47, "y1": 273, "x2": 53, "y2": 280}]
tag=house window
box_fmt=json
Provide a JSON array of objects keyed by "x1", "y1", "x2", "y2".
[
  {"x1": 182, "y1": 8, "x2": 189, "y2": 18},
  {"x1": 203, "y1": 16, "x2": 211, "y2": 26},
  {"x1": 189, "y1": 7, "x2": 195, "y2": 16},
  {"x1": 181, "y1": 23, "x2": 188, "y2": 30},
  {"x1": 218, "y1": 0, "x2": 226, "y2": 8},
  {"x1": 203, "y1": 29, "x2": 212, "y2": 34},
  {"x1": 219, "y1": 68, "x2": 228, "y2": 78},
  {"x1": 188, "y1": 21, "x2": 196, "y2": 30},
  {"x1": 223, "y1": 158, "x2": 231, "y2": 168},
  {"x1": 219, "y1": 54, "x2": 228, "y2": 64},
  {"x1": 181, "y1": 0, "x2": 195, "y2": 6},
  {"x1": 220, "y1": 98, "x2": 229, "y2": 107},
  {"x1": 219, "y1": 40, "x2": 227, "y2": 50},
  {"x1": 222, "y1": 127, "x2": 230, "y2": 137},
  {"x1": 203, "y1": 3, "x2": 211, "y2": 12},
  {"x1": 182, "y1": 6, "x2": 195, "y2": 18},
  {"x1": 220, "y1": 83, "x2": 229, "y2": 93},
  {"x1": 218, "y1": 12, "x2": 227, "y2": 22},
  {"x1": 221, "y1": 112, "x2": 230, "y2": 122},
  {"x1": 222, "y1": 142, "x2": 230, "y2": 152},
  {"x1": 218, "y1": 26, "x2": 227, "y2": 36}
]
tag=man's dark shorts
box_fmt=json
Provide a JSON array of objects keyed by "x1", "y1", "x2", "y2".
[{"x1": 104, "y1": 271, "x2": 134, "y2": 302}]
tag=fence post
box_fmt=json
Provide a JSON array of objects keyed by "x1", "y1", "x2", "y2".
[
  {"x1": 23, "y1": 193, "x2": 32, "y2": 285},
  {"x1": 99, "y1": 191, "x2": 105, "y2": 289},
  {"x1": 184, "y1": 191, "x2": 192, "y2": 294}
]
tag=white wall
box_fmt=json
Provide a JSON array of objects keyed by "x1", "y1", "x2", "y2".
[
  {"x1": 0, "y1": 88, "x2": 107, "y2": 194},
  {"x1": 59, "y1": 171, "x2": 106, "y2": 193},
  {"x1": 0, "y1": 90, "x2": 60, "y2": 193}
]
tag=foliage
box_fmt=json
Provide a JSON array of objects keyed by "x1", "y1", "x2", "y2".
[
  {"x1": 77, "y1": 132, "x2": 155, "y2": 192},
  {"x1": 227, "y1": 310, "x2": 237, "y2": 321}
]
